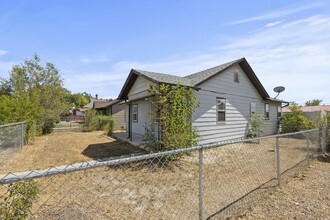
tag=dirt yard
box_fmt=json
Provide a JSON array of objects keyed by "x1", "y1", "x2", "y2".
[
  {"x1": 0, "y1": 131, "x2": 328, "y2": 219},
  {"x1": 242, "y1": 156, "x2": 330, "y2": 220},
  {"x1": 0, "y1": 131, "x2": 146, "y2": 173}
]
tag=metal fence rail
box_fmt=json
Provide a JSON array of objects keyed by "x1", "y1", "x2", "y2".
[
  {"x1": 0, "y1": 122, "x2": 25, "y2": 167},
  {"x1": 0, "y1": 128, "x2": 322, "y2": 219}
]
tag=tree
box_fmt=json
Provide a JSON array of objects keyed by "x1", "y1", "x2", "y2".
[
  {"x1": 305, "y1": 99, "x2": 322, "y2": 106},
  {"x1": 65, "y1": 92, "x2": 92, "y2": 109},
  {"x1": 0, "y1": 54, "x2": 70, "y2": 134}
]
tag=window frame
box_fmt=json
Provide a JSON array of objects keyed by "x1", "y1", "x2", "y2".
[
  {"x1": 265, "y1": 103, "x2": 270, "y2": 120},
  {"x1": 277, "y1": 104, "x2": 282, "y2": 118},
  {"x1": 132, "y1": 104, "x2": 138, "y2": 122},
  {"x1": 217, "y1": 98, "x2": 226, "y2": 122},
  {"x1": 250, "y1": 102, "x2": 256, "y2": 116},
  {"x1": 234, "y1": 71, "x2": 240, "y2": 83}
]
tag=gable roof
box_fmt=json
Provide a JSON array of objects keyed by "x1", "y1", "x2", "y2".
[{"x1": 118, "y1": 57, "x2": 271, "y2": 100}]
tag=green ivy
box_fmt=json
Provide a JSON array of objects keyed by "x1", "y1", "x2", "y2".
[{"x1": 144, "y1": 84, "x2": 199, "y2": 157}]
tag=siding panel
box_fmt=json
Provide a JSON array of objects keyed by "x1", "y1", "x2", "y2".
[{"x1": 193, "y1": 65, "x2": 278, "y2": 145}]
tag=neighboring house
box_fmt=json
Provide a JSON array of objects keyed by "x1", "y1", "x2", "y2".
[
  {"x1": 82, "y1": 96, "x2": 126, "y2": 130},
  {"x1": 283, "y1": 105, "x2": 330, "y2": 123},
  {"x1": 118, "y1": 58, "x2": 283, "y2": 145}
]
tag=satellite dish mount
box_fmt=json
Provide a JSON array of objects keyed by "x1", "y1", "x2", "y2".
[{"x1": 273, "y1": 86, "x2": 285, "y2": 99}]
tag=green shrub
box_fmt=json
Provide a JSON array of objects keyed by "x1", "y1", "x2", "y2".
[
  {"x1": 281, "y1": 106, "x2": 316, "y2": 133},
  {"x1": 0, "y1": 180, "x2": 39, "y2": 219},
  {"x1": 247, "y1": 114, "x2": 269, "y2": 138},
  {"x1": 83, "y1": 110, "x2": 97, "y2": 132},
  {"x1": 83, "y1": 111, "x2": 114, "y2": 135}
]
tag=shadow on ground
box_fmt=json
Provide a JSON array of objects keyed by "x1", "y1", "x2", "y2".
[
  {"x1": 82, "y1": 139, "x2": 148, "y2": 160},
  {"x1": 318, "y1": 154, "x2": 330, "y2": 163}
]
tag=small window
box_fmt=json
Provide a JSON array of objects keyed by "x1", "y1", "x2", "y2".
[
  {"x1": 132, "y1": 104, "x2": 138, "y2": 122},
  {"x1": 217, "y1": 98, "x2": 226, "y2": 122},
  {"x1": 277, "y1": 105, "x2": 282, "y2": 118},
  {"x1": 251, "y1": 102, "x2": 256, "y2": 116},
  {"x1": 265, "y1": 103, "x2": 270, "y2": 120},
  {"x1": 234, "y1": 72, "x2": 239, "y2": 83}
]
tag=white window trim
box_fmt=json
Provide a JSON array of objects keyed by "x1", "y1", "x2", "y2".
[
  {"x1": 217, "y1": 98, "x2": 226, "y2": 122},
  {"x1": 265, "y1": 103, "x2": 270, "y2": 120},
  {"x1": 132, "y1": 104, "x2": 138, "y2": 122}
]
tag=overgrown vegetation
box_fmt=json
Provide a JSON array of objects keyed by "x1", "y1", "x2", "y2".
[
  {"x1": 83, "y1": 110, "x2": 114, "y2": 135},
  {"x1": 0, "y1": 55, "x2": 70, "y2": 138},
  {"x1": 0, "y1": 55, "x2": 95, "y2": 142},
  {"x1": 0, "y1": 180, "x2": 39, "y2": 219},
  {"x1": 281, "y1": 105, "x2": 316, "y2": 133},
  {"x1": 247, "y1": 114, "x2": 269, "y2": 138},
  {"x1": 143, "y1": 84, "x2": 199, "y2": 155}
]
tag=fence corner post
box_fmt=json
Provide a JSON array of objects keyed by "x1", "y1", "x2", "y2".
[
  {"x1": 198, "y1": 146, "x2": 204, "y2": 220},
  {"x1": 275, "y1": 136, "x2": 281, "y2": 187}
]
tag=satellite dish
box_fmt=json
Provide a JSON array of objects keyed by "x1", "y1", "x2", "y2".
[{"x1": 273, "y1": 86, "x2": 285, "y2": 99}]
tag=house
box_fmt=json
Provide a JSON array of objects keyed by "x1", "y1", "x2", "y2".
[
  {"x1": 82, "y1": 96, "x2": 126, "y2": 130},
  {"x1": 283, "y1": 105, "x2": 330, "y2": 124},
  {"x1": 118, "y1": 58, "x2": 283, "y2": 145}
]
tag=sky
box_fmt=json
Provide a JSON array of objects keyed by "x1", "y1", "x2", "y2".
[{"x1": 0, "y1": 0, "x2": 329, "y2": 105}]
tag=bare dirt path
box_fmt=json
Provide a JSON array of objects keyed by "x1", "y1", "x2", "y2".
[{"x1": 242, "y1": 156, "x2": 330, "y2": 219}]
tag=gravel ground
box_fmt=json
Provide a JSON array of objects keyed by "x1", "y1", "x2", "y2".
[{"x1": 242, "y1": 156, "x2": 330, "y2": 219}]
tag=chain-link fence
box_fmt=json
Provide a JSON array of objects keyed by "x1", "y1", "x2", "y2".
[
  {"x1": 0, "y1": 128, "x2": 322, "y2": 219},
  {"x1": 0, "y1": 122, "x2": 25, "y2": 167},
  {"x1": 53, "y1": 116, "x2": 85, "y2": 132}
]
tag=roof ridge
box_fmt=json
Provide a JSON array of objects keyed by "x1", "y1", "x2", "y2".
[{"x1": 184, "y1": 58, "x2": 244, "y2": 79}]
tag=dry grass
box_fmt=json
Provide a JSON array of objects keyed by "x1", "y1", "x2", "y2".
[
  {"x1": 0, "y1": 131, "x2": 146, "y2": 173},
  {"x1": 0, "y1": 130, "x2": 324, "y2": 219}
]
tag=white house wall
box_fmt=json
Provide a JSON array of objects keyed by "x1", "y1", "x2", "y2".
[
  {"x1": 131, "y1": 100, "x2": 152, "y2": 136},
  {"x1": 192, "y1": 65, "x2": 278, "y2": 145}
]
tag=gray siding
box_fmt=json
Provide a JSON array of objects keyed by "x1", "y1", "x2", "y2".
[
  {"x1": 111, "y1": 102, "x2": 125, "y2": 130},
  {"x1": 192, "y1": 65, "x2": 278, "y2": 145},
  {"x1": 129, "y1": 100, "x2": 152, "y2": 136},
  {"x1": 127, "y1": 76, "x2": 155, "y2": 101}
]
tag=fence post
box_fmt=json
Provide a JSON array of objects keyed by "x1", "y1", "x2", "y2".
[
  {"x1": 306, "y1": 136, "x2": 310, "y2": 164},
  {"x1": 199, "y1": 147, "x2": 204, "y2": 220},
  {"x1": 20, "y1": 123, "x2": 24, "y2": 149},
  {"x1": 275, "y1": 136, "x2": 281, "y2": 187},
  {"x1": 321, "y1": 126, "x2": 326, "y2": 154}
]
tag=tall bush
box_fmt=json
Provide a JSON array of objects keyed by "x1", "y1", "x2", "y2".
[
  {"x1": 281, "y1": 106, "x2": 316, "y2": 133},
  {"x1": 83, "y1": 110, "x2": 114, "y2": 135},
  {"x1": 144, "y1": 84, "x2": 199, "y2": 154}
]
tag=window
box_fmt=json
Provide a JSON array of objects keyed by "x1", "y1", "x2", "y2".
[
  {"x1": 217, "y1": 98, "x2": 226, "y2": 122},
  {"x1": 250, "y1": 102, "x2": 256, "y2": 116},
  {"x1": 234, "y1": 72, "x2": 240, "y2": 83},
  {"x1": 277, "y1": 105, "x2": 282, "y2": 118},
  {"x1": 265, "y1": 103, "x2": 270, "y2": 120},
  {"x1": 132, "y1": 104, "x2": 138, "y2": 122}
]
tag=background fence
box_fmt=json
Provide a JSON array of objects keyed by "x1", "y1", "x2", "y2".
[
  {"x1": 53, "y1": 115, "x2": 85, "y2": 132},
  {"x1": 0, "y1": 128, "x2": 325, "y2": 219},
  {"x1": 0, "y1": 122, "x2": 26, "y2": 167}
]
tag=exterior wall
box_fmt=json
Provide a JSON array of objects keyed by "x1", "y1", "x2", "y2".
[
  {"x1": 111, "y1": 102, "x2": 125, "y2": 130},
  {"x1": 192, "y1": 65, "x2": 278, "y2": 145},
  {"x1": 130, "y1": 100, "x2": 152, "y2": 136},
  {"x1": 127, "y1": 76, "x2": 156, "y2": 101}
]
